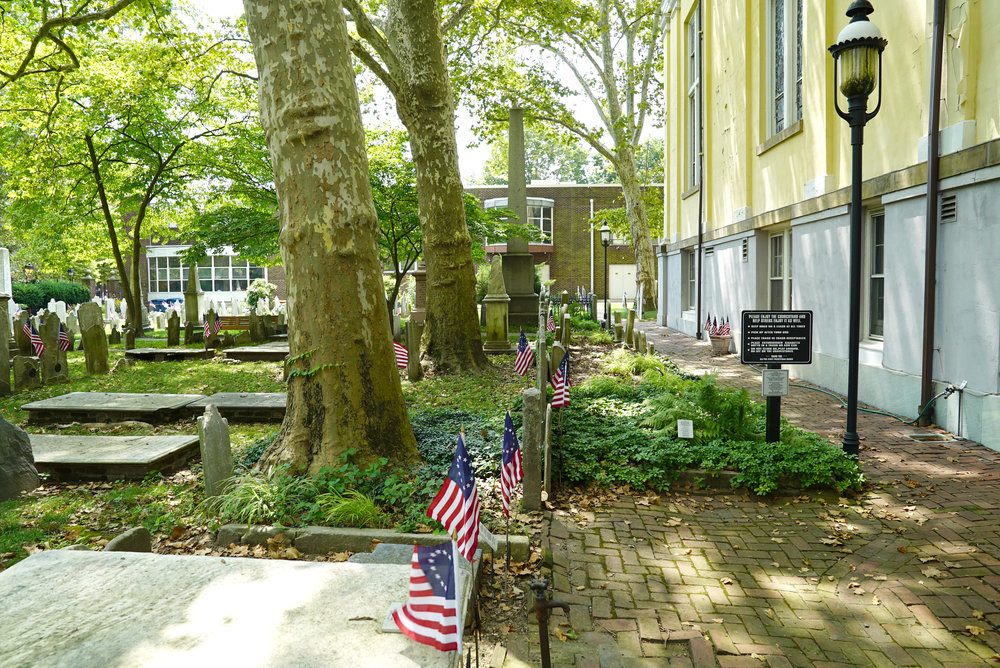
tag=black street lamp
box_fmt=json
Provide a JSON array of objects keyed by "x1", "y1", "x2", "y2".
[
  {"x1": 600, "y1": 221, "x2": 611, "y2": 328},
  {"x1": 67, "y1": 267, "x2": 75, "y2": 280},
  {"x1": 23, "y1": 263, "x2": 34, "y2": 282},
  {"x1": 829, "y1": 0, "x2": 887, "y2": 457}
]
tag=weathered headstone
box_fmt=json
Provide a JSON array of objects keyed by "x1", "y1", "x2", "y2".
[
  {"x1": 184, "y1": 264, "x2": 204, "y2": 344},
  {"x1": 543, "y1": 404, "x2": 552, "y2": 495},
  {"x1": 233, "y1": 331, "x2": 251, "y2": 347},
  {"x1": 123, "y1": 326, "x2": 136, "y2": 351},
  {"x1": 198, "y1": 404, "x2": 233, "y2": 498},
  {"x1": 262, "y1": 313, "x2": 276, "y2": 339},
  {"x1": 536, "y1": 300, "x2": 548, "y2": 393},
  {"x1": 103, "y1": 527, "x2": 152, "y2": 553},
  {"x1": 614, "y1": 322, "x2": 623, "y2": 343},
  {"x1": 0, "y1": 414, "x2": 40, "y2": 500},
  {"x1": 647, "y1": 342, "x2": 656, "y2": 355},
  {"x1": 549, "y1": 342, "x2": 565, "y2": 380},
  {"x1": 406, "y1": 319, "x2": 424, "y2": 382},
  {"x1": 166, "y1": 311, "x2": 180, "y2": 347},
  {"x1": 561, "y1": 313, "x2": 571, "y2": 347},
  {"x1": 13, "y1": 356, "x2": 41, "y2": 391},
  {"x1": 108, "y1": 324, "x2": 122, "y2": 345},
  {"x1": 78, "y1": 302, "x2": 102, "y2": 334},
  {"x1": 204, "y1": 309, "x2": 220, "y2": 349},
  {"x1": 639, "y1": 331, "x2": 647, "y2": 353},
  {"x1": 614, "y1": 311, "x2": 623, "y2": 325},
  {"x1": 0, "y1": 247, "x2": 11, "y2": 301},
  {"x1": 624, "y1": 309, "x2": 636, "y2": 348},
  {"x1": 521, "y1": 387, "x2": 543, "y2": 512},
  {"x1": 82, "y1": 325, "x2": 110, "y2": 375},
  {"x1": 38, "y1": 315, "x2": 69, "y2": 384},
  {"x1": 483, "y1": 255, "x2": 514, "y2": 353},
  {"x1": 248, "y1": 309, "x2": 265, "y2": 342},
  {"x1": 560, "y1": 291, "x2": 569, "y2": 306},
  {"x1": 0, "y1": 299, "x2": 9, "y2": 396},
  {"x1": 14, "y1": 311, "x2": 31, "y2": 355}
]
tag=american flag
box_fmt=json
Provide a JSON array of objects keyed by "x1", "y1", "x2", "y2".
[
  {"x1": 500, "y1": 410, "x2": 523, "y2": 517},
  {"x1": 23, "y1": 321, "x2": 45, "y2": 357},
  {"x1": 426, "y1": 434, "x2": 480, "y2": 562},
  {"x1": 394, "y1": 341, "x2": 408, "y2": 368},
  {"x1": 546, "y1": 308, "x2": 555, "y2": 332},
  {"x1": 203, "y1": 317, "x2": 222, "y2": 338},
  {"x1": 58, "y1": 323, "x2": 72, "y2": 352},
  {"x1": 551, "y1": 350, "x2": 570, "y2": 408},
  {"x1": 392, "y1": 542, "x2": 461, "y2": 652},
  {"x1": 514, "y1": 329, "x2": 533, "y2": 375},
  {"x1": 718, "y1": 317, "x2": 731, "y2": 336}
]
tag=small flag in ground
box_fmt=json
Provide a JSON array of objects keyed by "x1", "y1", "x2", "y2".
[
  {"x1": 203, "y1": 318, "x2": 222, "y2": 338},
  {"x1": 23, "y1": 321, "x2": 44, "y2": 357},
  {"x1": 392, "y1": 543, "x2": 461, "y2": 652},
  {"x1": 514, "y1": 329, "x2": 533, "y2": 375},
  {"x1": 426, "y1": 434, "x2": 480, "y2": 562},
  {"x1": 704, "y1": 313, "x2": 712, "y2": 335},
  {"x1": 546, "y1": 308, "x2": 555, "y2": 332},
  {"x1": 719, "y1": 317, "x2": 731, "y2": 336},
  {"x1": 394, "y1": 341, "x2": 408, "y2": 368},
  {"x1": 58, "y1": 324, "x2": 71, "y2": 352},
  {"x1": 500, "y1": 410, "x2": 523, "y2": 517},
  {"x1": 551, "y1": 350, "x2": 570, "y2": 407}
]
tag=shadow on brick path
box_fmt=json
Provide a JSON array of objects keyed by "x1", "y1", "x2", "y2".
[{"x1": 502, "y1": 323, "x2": 1000, "y2": 667}]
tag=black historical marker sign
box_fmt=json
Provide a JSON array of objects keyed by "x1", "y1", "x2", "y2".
[{"x1": 741, "y1": 310, "x2": 813, "y2": 365}]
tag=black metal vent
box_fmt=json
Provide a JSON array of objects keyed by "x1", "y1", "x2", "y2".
[
  {"x1": 704, "y1": 246, "x2": 714, "y2": 256},
  {"x1": 742, "y1": 238, "x2": 749, "y2": 262},
  {"x1": 940, "y1": 193, "x2": 957, "y2": 224}
]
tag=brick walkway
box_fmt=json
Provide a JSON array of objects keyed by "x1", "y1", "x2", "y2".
[{"x1": 500, "y1": 323, "x2": 1000, "y2": 667}]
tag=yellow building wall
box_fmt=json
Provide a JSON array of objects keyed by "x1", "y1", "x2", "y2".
[{"x1": 663, "y1": 0, "x2": 999, "y2": 245}]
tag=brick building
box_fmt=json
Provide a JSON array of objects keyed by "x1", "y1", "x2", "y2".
[{"x1": 465, "y1": 183, "x2": 661, "y2": 301}]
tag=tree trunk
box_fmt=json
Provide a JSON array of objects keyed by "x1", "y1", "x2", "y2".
[
  {"x1": 244, "y1": 0, "x2": 418, "y2": 474},
  {"x1": 388, "y1": 0, "x2": 487, "y2": 372},
  {"x1": 614, "y1": 151, "x2": 656, "y2": 308}
]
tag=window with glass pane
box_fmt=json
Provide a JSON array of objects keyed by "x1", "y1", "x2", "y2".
[
  {"x1": 769, "y1": 235, "x2": 784, "y2": 308},
  {"x1": 868, "y1": 213, "x2": 885, "y2": 338},
  {"x1": 687, "y1": 8, "x2": 701, "y2": 188},
  {"x1": 682, "y1": 250, "x2": 695, "y2": 310},
  {"x1": 770, "y1": 0, "x2": 802, "y2": 135}
]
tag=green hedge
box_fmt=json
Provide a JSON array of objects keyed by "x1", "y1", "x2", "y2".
[{"x1": 12, "y1": 281, "x2": 91, "y2": 311}]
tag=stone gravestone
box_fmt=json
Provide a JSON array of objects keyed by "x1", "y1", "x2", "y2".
[
  {"x1": 248, "y1": 309, "x2": 265, "y2": 343},
  {"x1": 204, "y1": 309, "x2": 220, "y2": 349},
  {"x1": 108, "y1": 324, "x2": 122, "y2": 345},
  {"x1": 624, "y1": 309, "x2": 636, "y2": 348},
  {"x1": 82, "y1": 325, "x2": 110, "y2": 375},
  {"x1": 0, "y1": 298, "x2": 9, "y2": 396},
  {"x1": 184, "y1": 264, "x2": 204, "y2": 345},
  {"x1": 535, "y1": 298, "x2": 548, "y2": 392},
  {"x1": 549, "y1": 342, "x2": 566, "y2": 381},
  {"x1": 262, "y1": 313, "x2": 276, "y2": 339},
  {"x1": 483, "y1": 255, "x2": 514, "y2": 353},
  {"x1": 543, "y1": 404, "x2": 552, "y2": 495},
  {"x1": 14, "y1": 311, "x2": 31, "y2": 356},
  {"x1": 38, "y1": 314, "x2": 69, "y2": 384},
  {"x1": 123, "y1": 327, "x2": 136, "y2": 351},
  {"x1": 614, "y1": 322, "x2": 623, "y2": 343},
  {"x1": 13, "y1": 356, "x2": 41, "y2": 391},
  {"x1": 166, "y1": 311, "x2": 180, "y2": 347},
  {"x1": 406, "y1": 319, "x2": 424, "y2": 382},
  {"x1": 561, "y1": 313, "x2": 571, "y2": 347},
  {"x1": 639, "y1": 331, "x2": 647, "y2": 353},
  {"x1": 0, "y1": 414, "x2": 40, "y2": 500},
  {"x1": 198, "y1": 404, "x2": 233, "y2": 498},
  {"x1": 521, "y1": 387, "x2": 543, "y2": 512}
]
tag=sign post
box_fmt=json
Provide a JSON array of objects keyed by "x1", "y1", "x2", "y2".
[{"x1": 741, "y1": 311, "x2": 813, "y2": 443}]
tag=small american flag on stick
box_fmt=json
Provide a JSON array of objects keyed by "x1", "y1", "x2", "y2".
[
  {"x1": 546, "y1": 307, "x2": 556, "y2": 332},
  {"x1": 23, "y1": 321, "x2": 44, "y2": 356},
  {"x1": 394, "y1": 341, "x2": 408, "y2": 368},
  {"x1": 426, "y1": 434, "x2": 480, "y2": 562},
  {"x1": 551, "y1": 350, "x2": 571, "y2": 408},
  {"x1": 500, "y1": 411, "x2": 523, "y2": 517},
  {"x1": 391, "y1": 542, "x2": 461, "y2": 652},
  {"x1": 58, "y1": 324, "x2": 72, "y2": 352},
  {"x1": 514, "y1": 329, "x2": 533, "y2": 375},
  {"x1": 203, "y1": 317, "x2": 222, "y2": 338}
]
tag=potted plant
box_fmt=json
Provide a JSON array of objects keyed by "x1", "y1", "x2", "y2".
[{"x1": 705, "y1": 314, "x2": 732, "y2": 356}]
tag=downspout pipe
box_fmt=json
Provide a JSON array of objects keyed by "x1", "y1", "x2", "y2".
[
  {"x1": 589, "y1": 198, "x2": 595, "y2": 296},
  {"x1": 695, "y1": 0, "x2": 705, "y2": 340},
  {"x1": 919, "y1": 0, "x2": 945, "y2": 426}
]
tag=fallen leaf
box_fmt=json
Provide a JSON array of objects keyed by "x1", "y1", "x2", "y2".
[
  {"x1": 720, "y1": 577, "x2": 733, "y2": 585},
  {"x1": 973, "y1": 610, "x2": 984, "y2": 619},
  {"x1": 771, "y1": 537, "x2": 785, "y2": 544},
  {"x1": 921, "y1": 567, "x2": 945, "y2": 578},
  {"x1": 820, "y1": 538, "x2": 843, "y2": 546},
  {"x1": 897, "y1": 546, "x2": 908, "y2": 553},
  {"x1": 872, "y1": 595, "x2": 881, "y2": 605},
  {"x1": 169, "y1": 526, "x2": 186, "y2": 540},
  {"x1": 553, "y1": 628, "x2": 567, "y2": 642},
  {"x1": 919, "y1": 556, "x2": 937, "y2": 563},
  {"x1": 967, "y1": 625, "x2": 985, "y2": 636},
  {"x1": 764, "y1": 609, "x2": 774, "y2": 620},
  {"x1": 712, "y1": 618, "x2": 723, "y2": 624}
]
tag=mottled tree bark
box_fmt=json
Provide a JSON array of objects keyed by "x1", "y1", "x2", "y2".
[
  {"x1": 386, "y1": 0, "x2": 487, "y2": 372},
  {"x1": 244, "y1": 0, "x2": 418, "y2": 473},
  {"x1": 614, "y1": 152, "x2": 656, "y2": 306}
]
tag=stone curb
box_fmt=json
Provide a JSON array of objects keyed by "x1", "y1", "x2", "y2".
[{"x1": 216, "y1": 524, "x2": 532, "y2": 561}]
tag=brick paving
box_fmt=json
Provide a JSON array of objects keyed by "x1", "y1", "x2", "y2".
[{"x1": 500, "y1": 323, "x2": 1000, "y2": 667}]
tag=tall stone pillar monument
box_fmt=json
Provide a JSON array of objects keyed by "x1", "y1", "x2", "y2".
[
  {"x1": 502, "y1": 107, "x2": 538, "y2": 326},
  {"x1": 183, "y1": 264, "x2": 204, "y2": 344}
]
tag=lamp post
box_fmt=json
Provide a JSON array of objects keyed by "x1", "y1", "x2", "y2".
[
  {"x1": 67, "y1": 267, "x2": 75, "y2": 281},
  {"x1": 829, "y1": 0, "x2": 887, "y2": 457},
  {"x1": 600, "y1": 222, "x2": 611, "y2": 328},
  {"x1": 23, "y1": 263, "x2": 34, "y2": 282}
]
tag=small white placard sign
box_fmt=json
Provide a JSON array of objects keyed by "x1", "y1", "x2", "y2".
[
  {"x1": 677, "y1": 419, "x2": 694, "y2": 439},
  {"x1": 478, "y1": 522, "x2": 499, "y2": 552},
  {"x1": 762, "y1": 369, "x2": 789, "y2": 397}
]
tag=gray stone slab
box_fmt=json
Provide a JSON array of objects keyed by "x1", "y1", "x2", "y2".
[
  {"x1": 186, "y1": 392, "x2": 287, "y2": 422},
  {"x1": 224, "y1": 341, "x2": 289, "y2": 362},
  {"x1": 125, "y1": 348, "x2": 212, "y2": 362},
  {"x1": 28, "y1": 434, "x2": 200, "y2": 481},
  {"x1": 0, "y1": 550, "x2": 458, "y2": 668},
  {"x1": 22, "y1": 392, "x2": 205, "y2": 425},
  {"x1": 349, "y1": 542, "x2": 415, "y2": 565}
]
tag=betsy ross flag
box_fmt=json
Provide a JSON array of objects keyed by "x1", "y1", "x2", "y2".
[
  {"x1": 58, "y1": 324, "x2": 72, "y2": 352},
  {"x1": 546, "y1": 308, "x2": 555, "y2": 332},
  {"x1": 551, "y1": 350, "x2": 571, "y2": 408},
  {"x1": 426, "y1": 434, "x2": 480, "y2": 562},
  {"x1": 394, "y1": 341, "x2": 408, "y2": 369},
  {"x1": 500, "y1": 410, "x2": 523, "y2": 517},
  {"x1": 392, "y1": 543, "x2": 461, "y2": 652},
  {"x1": 23, "y1": 321, "x2": 44, "y2": 357},
  {"x1": 514, "y1": 329, "x2": 533, "y2": 376},
  {"x1": 203, "y1": 317, "x2": 222, "y2": 339}
]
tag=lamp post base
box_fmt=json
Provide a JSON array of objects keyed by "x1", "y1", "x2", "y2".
[{"x1": 841, "y1": 432, "x2": 860, "y2": 458}]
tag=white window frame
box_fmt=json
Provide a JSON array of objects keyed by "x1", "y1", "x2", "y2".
[
  {"x1": 682, "y1": 250, "x2": 696, "y2": 311},
  {"x1": 864, "y1": 211, "x2": 885, "y2": 341},
  {"x1": 686, "y1": 7, "x2": 701, "y2": 189},
  {"x1": 146, "y1": 245, "x2": 266, "y2": 297},
  {"x1": 483, "y1": 197, "x2": 554, "y2": 245},
  {"x1": 768, "y1": 0, "x2": 803, "y2": 136},
  {"x1": 768, "y1": 229, "x2": 793, "y2": 310}
]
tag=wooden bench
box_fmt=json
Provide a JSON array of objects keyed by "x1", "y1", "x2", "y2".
[{"x1": 216, "y1": 315, "x2": 280, "y2": 331}]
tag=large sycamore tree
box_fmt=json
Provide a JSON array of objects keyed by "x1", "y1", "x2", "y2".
[
  {"x1": 244, "y1": 0, "x2": 418, "y2": 473},
  {"x1": 469, "y1": 0, "x2": 667, "y2": 304},
  {"x1": 343, "y1": 0, "x2": 487, "y2": 372}
]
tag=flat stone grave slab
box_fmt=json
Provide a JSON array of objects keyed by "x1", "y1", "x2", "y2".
[
  {"x1": 0, "y1": 550, "x2": 460, "y2": 668},
  {"x1": 125, "y1": 348, "x2": 213, "y2": 362},
  {"x1": 224, "y1": 341, "x2": 289, "y2": 362},
  {"x1": 186, "y1": 392, "x2": 287, "y2": 423},
  {"x1": 22, "y1": 392, "x2": 205, "y2": 425},
  {"x1": 28, "y1": 434, "x2": 200, "y2": 481}
]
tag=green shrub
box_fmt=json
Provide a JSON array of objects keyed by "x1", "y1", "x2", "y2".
[
  {"x1": 587, "y1": 329, "x2": 614, "y2": 345},
  {"x1": 12, "y1": 280, "x2": 91, "y2": 310},
  {"x1": 601, "y1": 348, "x2": 667, "y2": 377},
  {"x1": 238, "y1": 430, "x2": 279, "y2": 470},
  {"x1": 199, "y1": 468, "x2": 315, "y2": 526},
  {"x1": 475, "y1": 264, "x2": 490, "y2": 302},
  {"x1": 316, "y1": 489, "x2": 389, "y2": 528}
]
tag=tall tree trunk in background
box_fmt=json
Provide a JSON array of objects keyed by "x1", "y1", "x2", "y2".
[
  {"x1": 387, "y1": 0, "x2": 487, "y2": 372},
  {"x1": 614, "y1": 152, "x2": 656, "y2": 306},
  {"x1": 244, "y1": 0, "x2": 418, "y2": 474}
]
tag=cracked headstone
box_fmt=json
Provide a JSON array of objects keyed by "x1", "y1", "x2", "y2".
[{"x1": 198, "y1": 404, "x2": 233, "y2": 498}]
